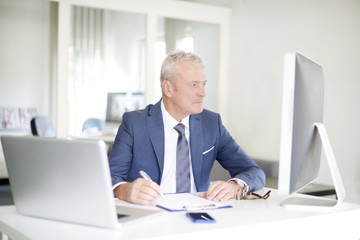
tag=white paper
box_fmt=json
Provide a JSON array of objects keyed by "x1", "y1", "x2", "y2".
[{"x1": 156, "y1": 193, "x2": 231, "y2": 211}]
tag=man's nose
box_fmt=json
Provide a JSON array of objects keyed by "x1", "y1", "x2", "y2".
[{"x1": 199, "y1": 85, "x2": 206, "y2": 97}]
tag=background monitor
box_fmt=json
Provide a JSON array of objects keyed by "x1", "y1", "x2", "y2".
[
  {"x1": 106, "y1": 92, "x2": 145, "y2": 122},
  {"x1": 278, "y1": 52, "x2": 345, "y2": 209}
]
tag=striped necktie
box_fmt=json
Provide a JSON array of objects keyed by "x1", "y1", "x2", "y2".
[{"x1": 174, "y1": 123, "x2": 191, "y2": 193}]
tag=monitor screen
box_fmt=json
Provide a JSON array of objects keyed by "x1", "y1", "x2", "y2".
[
  {"x1": 278, "y1": 52, "x2": 324, "y2": 195},
  {"x1": 278, "y1": 52, "x2": 345, "y2": 208},
  {"x1": 106, "y1": 92, "x2": 145, "y2": 122}
]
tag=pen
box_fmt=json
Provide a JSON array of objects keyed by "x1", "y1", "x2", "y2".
[
  {"x1": 200, "y1": 214, "x2": 210, "y2": 221},
  {"x1": 139, "y1": 170, "x2": 166, "y2": 200}
]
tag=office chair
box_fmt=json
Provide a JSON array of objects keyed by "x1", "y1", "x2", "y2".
[
  {"x1": 81, "y1": 118, "x2": 114, "y2": 155},
  {"x1": 82, "y1": 118, "x2": 102, "y2": 135},
  {"x1": 30, "y1": 116, "x2": 56, "y2": 137}
]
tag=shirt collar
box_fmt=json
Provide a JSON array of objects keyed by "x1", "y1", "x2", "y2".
[{"x1": 161, "y1": 99, "x2": 190, "y2": 129}]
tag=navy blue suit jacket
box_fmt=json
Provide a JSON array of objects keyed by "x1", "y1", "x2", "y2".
[{"x1": 109, "y1": 100, "x2": 265, "y2": 192}]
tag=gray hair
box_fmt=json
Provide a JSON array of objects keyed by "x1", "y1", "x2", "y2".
[{"x1": 160, "y1": 50, "x2": 205, "y2": 86}]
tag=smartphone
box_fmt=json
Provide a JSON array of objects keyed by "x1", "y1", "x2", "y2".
[{"x1": 186, "y1": 212, "x2": 215, "y2": 223}]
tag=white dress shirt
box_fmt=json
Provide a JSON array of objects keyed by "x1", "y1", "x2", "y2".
[{"x1": 160, "y1": 100, "x2": 197, "y2": 193}]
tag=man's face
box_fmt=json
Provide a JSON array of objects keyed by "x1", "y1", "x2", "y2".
[{"x1": 165, "y1": 61, "x2": 207, "y2": 120}]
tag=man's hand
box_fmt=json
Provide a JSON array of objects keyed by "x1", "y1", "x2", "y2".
[
  {"x1": 199, "y1": 180, "x2": 240, "y2": 202},
  {"x1": 113, "y1": 178, "x2": 163, "y2": 206}
]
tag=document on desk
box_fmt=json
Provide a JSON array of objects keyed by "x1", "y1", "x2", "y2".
[{"x1": 156, "y1": 193, "x2": 232, "y2": 212}]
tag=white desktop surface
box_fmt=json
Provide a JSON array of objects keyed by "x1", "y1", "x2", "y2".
[{"x1": 0, "y1": 188, "x2": 360, "y2": 240}]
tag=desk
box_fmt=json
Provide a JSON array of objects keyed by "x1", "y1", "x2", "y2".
[
  {"x1": 70, "y1": 133, "x2": 116, "y2": 144},
  {"x1": 70, "y1": 133, "x2": 116, "y2": 154},
  {"x1": 0, "y1": 131, "x2": 30, "y2": 179},
  {"x1": 0, "y1": 188, "x2": 359, "y2": 240}
]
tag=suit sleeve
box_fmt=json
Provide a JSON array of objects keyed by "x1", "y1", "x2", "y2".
[
  {"x1": 108, "y1": 112, "x2": 134, "y2": 186},
  {"x1": 215, "y1": 114, "x2": 266, "y2": 191}
]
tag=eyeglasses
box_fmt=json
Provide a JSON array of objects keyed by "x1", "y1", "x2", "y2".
[{"x1": 236, "y1": 190, "x2": 271, "y2": 200}]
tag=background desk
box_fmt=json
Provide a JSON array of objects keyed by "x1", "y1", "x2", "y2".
[{"x1": 0, "y1": 188, "x2": 359, "y2": 240}]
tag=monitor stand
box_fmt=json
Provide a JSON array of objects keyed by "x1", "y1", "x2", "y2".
[{"x1": 280, "y1": 122, "x2": 346, "y2": 210}]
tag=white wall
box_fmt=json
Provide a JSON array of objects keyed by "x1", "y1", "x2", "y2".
[
  {"x1": 226, "y1": 0, "x2": 360, "y2": 203},
  {"x1": 0, "y1": 0, "x2": 53, "y2": 116}
]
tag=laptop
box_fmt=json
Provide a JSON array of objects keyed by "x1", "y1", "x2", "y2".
[{"x1": 1, "y1": 135, "x2": 161, "y2": 229}]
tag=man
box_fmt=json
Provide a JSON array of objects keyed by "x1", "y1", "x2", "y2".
[{"x1": 109, "y1": 50, "x2": 265, "y2": 206}]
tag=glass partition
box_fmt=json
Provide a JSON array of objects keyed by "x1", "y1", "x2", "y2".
[
  {"x1": 155, "y1": 17, "x2": 220, "y2": 111},
  {"x1": 69, "y1": 6, "x2": 146, "y2": 135},
  {"x1": 55, "y1": 0, "x2": 230, "y2": 137}
]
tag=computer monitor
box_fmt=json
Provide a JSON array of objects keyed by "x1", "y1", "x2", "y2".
[
  {"x1": 278, "y1": 52, "x2": 346, "y2": 209},
  {"x1": 106, "y1": 92, "x2": 145, "y2": 122}
]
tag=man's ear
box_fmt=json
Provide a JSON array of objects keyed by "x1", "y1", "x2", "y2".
[{"x1": 162, "y1": 79, "x2": 173, "y2": 97}]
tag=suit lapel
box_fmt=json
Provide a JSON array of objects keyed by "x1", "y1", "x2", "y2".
[
  {"x1": 146, "y1": 101, "x2": 165, "y2": 175},
  {"x1": 189, "y1": 114, "x2": 203, "y2": 189}
]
